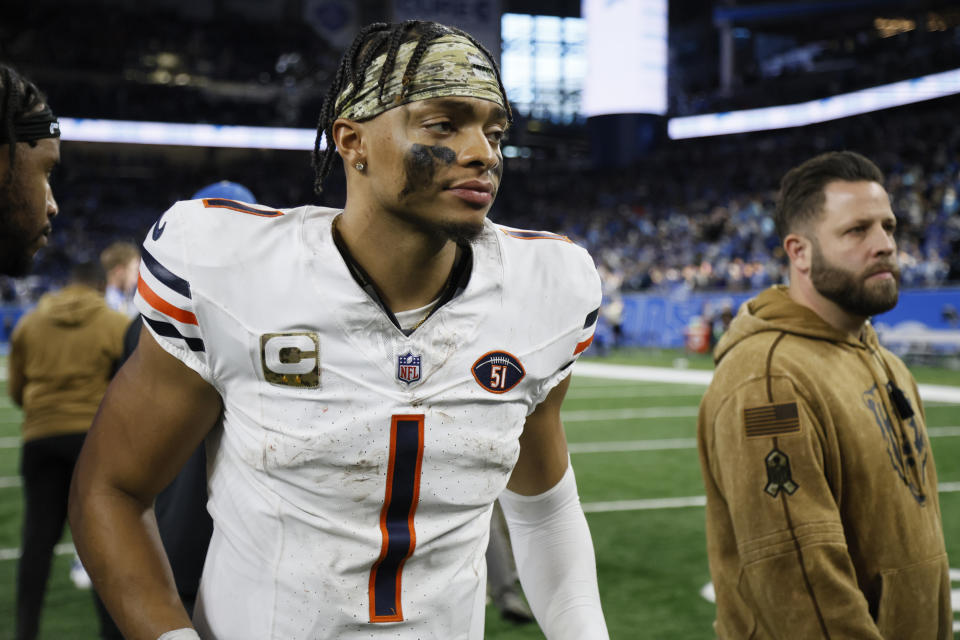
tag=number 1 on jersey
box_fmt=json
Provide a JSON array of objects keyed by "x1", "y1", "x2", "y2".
[{"x1": 369, "y1": 415, "x2": 425, "y2": 622}]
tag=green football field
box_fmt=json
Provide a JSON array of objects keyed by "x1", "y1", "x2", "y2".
[{"x1": 0, "y1": 349, "x2": 958, "y2": 639}]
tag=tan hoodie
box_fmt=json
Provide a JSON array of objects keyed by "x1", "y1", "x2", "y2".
[
  {"x1": 698, "y1": 286, "x2": 950, "y2": 639},
  {"x1": 8, "y1": 284, "x2": 131, "y2": 442}
]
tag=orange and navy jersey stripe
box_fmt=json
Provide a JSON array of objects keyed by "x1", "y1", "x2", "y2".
[
  {"x1": 201, "y1": 198, "x2": 283, "y2": 218},
  {"x1": 574, "y1": 305, "x2": 600, "y2": 356},
  {"x1": 136, "y1": 246, "x2": 205, "y2": 353},
  {"x1": 368, "y1": 415, "x2": 425, "y2": 623}
]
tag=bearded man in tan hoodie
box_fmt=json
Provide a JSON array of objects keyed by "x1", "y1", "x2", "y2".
[
  {"x1": 698, "y1": 151, "x2": 951, "y2": 639},
  {"x1": 8, "y1": 260, "x2": 129, "y2": 639}
]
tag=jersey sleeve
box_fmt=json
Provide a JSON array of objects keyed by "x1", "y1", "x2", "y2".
[
  {"x1": 701, "y1": 375, "x2": 884, "y2": 638},
  {"x1": 529, "y1": 243, "x2": 602, "y2": 410},
  {"x1": 134, "y1": 201, "x2": 211, "y2": 380}
]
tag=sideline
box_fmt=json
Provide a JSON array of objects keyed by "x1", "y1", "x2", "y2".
[{"x1": 575, "y1": 362, "x2": 960, "y2": 404}]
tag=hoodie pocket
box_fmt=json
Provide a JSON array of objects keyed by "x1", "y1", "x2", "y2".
[{"x1": 875, "y1": 556, "x2": 948, "y2": 639}]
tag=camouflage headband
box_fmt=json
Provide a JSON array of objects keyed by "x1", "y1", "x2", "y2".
[{"x1": 335, "y1": 34, "x2": 506, "y2": 121}]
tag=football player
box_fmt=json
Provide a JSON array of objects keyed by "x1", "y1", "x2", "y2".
[
  {"x1": 69, "y1": 21, "x2": 609, "y2": 640},
  {"x1": 0, "y1": 63, "x2": 60, "y2": 277}
]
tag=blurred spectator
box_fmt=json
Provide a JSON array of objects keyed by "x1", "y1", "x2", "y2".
[
  {"x1": 7, "y1": 260, "x2": 129, "y2": 640},
  {"x1": 99, "y1": 241, "x2": 140, "y2": 317}
]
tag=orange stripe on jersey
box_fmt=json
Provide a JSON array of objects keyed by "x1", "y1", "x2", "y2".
[
  {"x1": 137, "y1": 275, "x2": 198, "y2": 325},
  {"x1": 201, "y1": 198, "x2": 283, "y2": 217},
  {"x1": 499, "y1": 228, "x2": 572, "y2": 242},
  {"x1": 369, "y1": 415, "x2": 424, "y2": 623},
  {"x1": 574, "y1": 334, "x2": 594, "y2": 355}
]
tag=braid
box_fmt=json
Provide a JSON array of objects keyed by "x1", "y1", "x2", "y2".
[
  {"x1": 312, "y1": 21, "x2": 512, "y2": 194},
  {"x1": 377, "y1": 21, "x2": 417, "y2": 105},
  {"x1": 312, "y1": 22, "x2": 393, "y2": 194},
  {"x1": 1, "y1": 66, "x2": 19, "y2": 172},
  {"x1": 398, "y1": 23, "x2": 451, "y2": 101},
  {"x1": 443, "y1": 26, "x2": 513, "y2": 124},
  {"x1": 0, "y1": 64, "x2": 48, "y2": 185}
]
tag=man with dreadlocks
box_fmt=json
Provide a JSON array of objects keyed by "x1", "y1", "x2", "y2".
[
  {"x1": 0, "y1": 63, "x2": 60, "y2": 277},
  {"x1": 69, "y1": 21, "x2": 609, "y2": 640}
]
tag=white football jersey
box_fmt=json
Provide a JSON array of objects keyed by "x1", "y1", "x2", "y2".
[{"x1": 135, "y1": 198, "x2": 600, "y2": 640}]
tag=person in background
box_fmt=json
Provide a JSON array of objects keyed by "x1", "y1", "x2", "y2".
[
  {"x1": 63, "y1": 240, "x2": 142, "y2": 591},
  {"x1": 0, "y1": 63, "x2": 60, "y2": 278},
  {"x1": 8, "y1": 260, "x2": 129, "y2": 640},
  {"x1": 598, "y1": 262, "x2": 625, "y2": 350},
  {"x1": 486, "y1": 501, "x2": 535, "y2": 623},
  {"x1": 698, "y1": 151, "x2": 950, "y2": 638},
  {"x1": 100, "y1": 241, "x2": 141, "y2": 318},
  {"x1": 191, "y1": 180, "x2": 255, "y2": 204}
]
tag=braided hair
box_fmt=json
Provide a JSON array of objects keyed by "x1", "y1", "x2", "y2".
[
  {"x1": 311, "y1": 21, "x2": 511, "y2": 194},
  {"x1": 0, "y1": 63, "x2": 49, "y2": 183}
]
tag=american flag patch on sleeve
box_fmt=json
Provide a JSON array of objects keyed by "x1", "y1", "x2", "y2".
[{"x1": 744, "y1": 402, "x2": 801, "y2": 438}]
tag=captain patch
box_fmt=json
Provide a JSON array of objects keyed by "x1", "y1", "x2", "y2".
[
  {"x1": 744, "y1": 402, "x2": 800, "y2": 438},
  {"x1": 260, "y1": 332, "x2": 320, "y2": 388}
]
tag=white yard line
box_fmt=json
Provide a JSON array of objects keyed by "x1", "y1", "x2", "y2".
[
  {"x1": 565, "y1": 426, "x2": 960, "y2": 454},
  {"x1": 585, "y1": 481, "x2": 960, "y2": 515},
  {"x1": 569, "y1": 439, "x2": 698, "y2": 453},
  {"x1": 576, "y1": 362, "x2": 713, "y2": 386},
  {"x1": 0, "y1": 542, "x2": 73, "y2": 562},
  {"x1": 583, "y1": 496, "x2": 707, "y2": 513},
  {"x1": 566, "y1": 387, "x2": 706, "y2": 400},
  {"x1": 0, "y1": 476, "x2": 20, "y2": 488},
  {"x1": 562, "y1": 407, "x2": 699, "y2": 421},
  {"x1": 575, "y1": 362, "x2": 960, "y2": 404},
  {"x1": 3, "y1": 482, "x2": 960, "y2": 560}
]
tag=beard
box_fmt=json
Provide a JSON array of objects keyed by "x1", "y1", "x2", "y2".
[
  {"x1": 810, "y1": 240, "x2": 900, "y2": 317},
  {"x1": 389, "y1": 201, "x2": 486, "y2": 245},
  {"x1": 0, "y1": 179, "x2": 37, "y2": 277}
]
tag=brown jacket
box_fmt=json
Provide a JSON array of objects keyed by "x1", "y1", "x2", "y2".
[
  {"x1": 698, "y1": 286, "x2": 950, "y2": 639},
  {"x1": 8, "y1": 284, "x2": 130, "y2": 442}
]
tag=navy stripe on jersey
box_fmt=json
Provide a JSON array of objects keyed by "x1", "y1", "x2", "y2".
[
  {"x1": 143, "y1": 316, "x2": 205, "y2": 352},
  {"x1": 141, "y1": 247, "x2": 192, "y2": 300},
  {"x1": 370, "y1": 416, "x2": 424, "y2": 622},
  {"x1": 202, "y1": 198, "x2": 283, "y2": 217},
  {"x1": 583, "y1": 306, "x2": 600, "y2": 329}
]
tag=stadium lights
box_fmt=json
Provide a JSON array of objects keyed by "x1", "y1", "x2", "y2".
[
  {"x1": 667, "y1": 67, "x2": 960, "y2": 140},
  {"x1": 58, "y1": 67, "x2": 960, "y2": 148},
  {"x1": 59, "y1": 118, "x2": 322, "y2": 150}
]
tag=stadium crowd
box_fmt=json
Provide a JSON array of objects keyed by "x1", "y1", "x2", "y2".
[
  {"x1": 500, "y1": 96, "x2": 960, "y2": 292},
  {"x1": 1, "y1": 95, "x2": 958, "y2": 312}
]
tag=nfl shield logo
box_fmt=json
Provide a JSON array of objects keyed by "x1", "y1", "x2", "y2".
[{"x1": 397, "y1": 351, "x2": 422, "y2": 384}]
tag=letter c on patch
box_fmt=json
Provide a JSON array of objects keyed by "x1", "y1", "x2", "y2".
[{"x1": 263, "y1": 334, "x2": 316, "y2": 375}]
